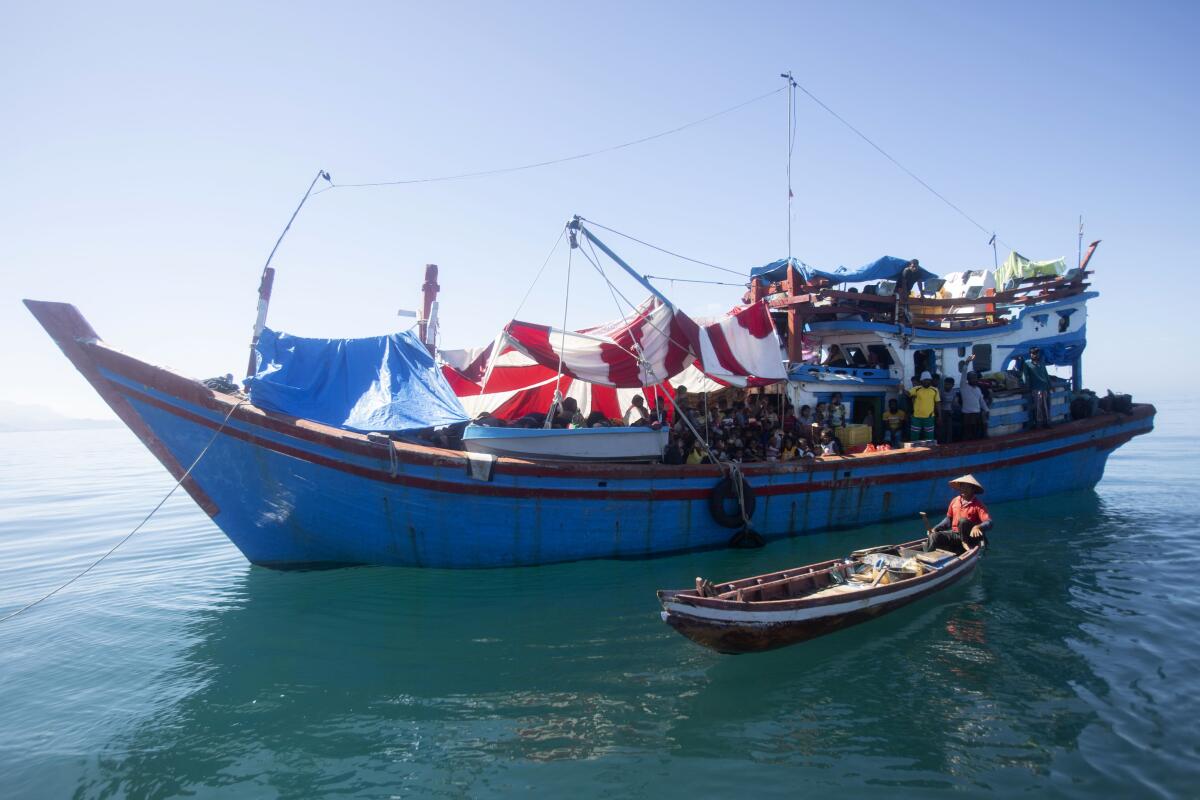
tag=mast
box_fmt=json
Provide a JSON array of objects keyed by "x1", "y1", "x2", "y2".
[
  {"x1": 1077, "y1": 215, "x2": 1084, "y2": 270},
  {"x1": 781, "y1": 71, "x2": 798, "y2": 270},
  {"x1": 419, "y1": 263, "x2": 440, "y2": 354},
  {"x1": 244, "y1": 169, "x2": 331, "y2": 379}
]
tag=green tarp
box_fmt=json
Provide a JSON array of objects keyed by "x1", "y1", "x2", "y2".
[{"x1": 996, "y1": 251, "x2": 1067, "y2": 290}]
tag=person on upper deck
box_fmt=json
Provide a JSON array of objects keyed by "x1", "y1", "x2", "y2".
[
  {"x1": 897, "y1": 259, "x2": 924, "y2": 299},
  {"x1": 1022, "y1": 347, "x2": 1053, "y2": 429},
  {"x1": 926, "y1": 474, "x2": 991, "y2": 554},
  {"x1": 908, "y1": 371, "x2": 939, "y2": 444}
]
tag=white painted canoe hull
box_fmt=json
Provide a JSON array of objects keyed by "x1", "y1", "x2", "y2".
[{"x1": 461, "y1": 424, "x2": 669, "y2": 462}]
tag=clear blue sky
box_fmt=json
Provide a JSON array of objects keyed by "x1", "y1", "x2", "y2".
[{"x1": 3, "y1": 1, "x2": 1197, "y2": 418}]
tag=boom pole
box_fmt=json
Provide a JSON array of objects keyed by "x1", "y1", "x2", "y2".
[
  {"x1": 245, "y1": 169, "x2": 331, "y2": 379},
  {"x1": 571, "y1": 217, "x2": 674, "y2": 309}
]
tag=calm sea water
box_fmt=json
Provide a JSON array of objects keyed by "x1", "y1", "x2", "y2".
[{"x1": 1, "y1": 402, "x2": 1197, "y2": 798}]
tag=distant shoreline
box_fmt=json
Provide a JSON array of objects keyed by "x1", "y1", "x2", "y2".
[{"x1": 0, "y1": 420, "x2": 123, "y2": 433}]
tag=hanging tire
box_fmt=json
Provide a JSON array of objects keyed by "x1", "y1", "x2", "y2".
[{"x1": 708, "y1": 475, "x2": 757, "y2": 529}]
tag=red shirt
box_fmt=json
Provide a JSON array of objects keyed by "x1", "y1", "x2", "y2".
[{"x1": 948, "y1": 496, "x2": 990, "y2": 528}]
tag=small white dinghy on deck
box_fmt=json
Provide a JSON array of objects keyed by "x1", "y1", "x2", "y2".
[{"x1": 461, "y1": 424, "x2": 669, "y2": 462}]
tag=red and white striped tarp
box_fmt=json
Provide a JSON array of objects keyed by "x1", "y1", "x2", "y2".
[
  {"x1": 440, "y1": 298, "x2": 785, "y2": 421},
  {"x1": 500, "y1": 298, "x2": 784, "y2": 389}
]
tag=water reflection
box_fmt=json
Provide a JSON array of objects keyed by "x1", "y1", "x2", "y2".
[{"x1": 75, "y1": 490, "x2": 1178, "y2": 796}]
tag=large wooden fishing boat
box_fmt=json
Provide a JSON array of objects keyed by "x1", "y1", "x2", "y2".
[
  {"x1": 24, "y1": 223, "x2": 1154, "y2": 569},
  {"x1": 658, "y1": 538, "x2": 982, "y2": 654}
]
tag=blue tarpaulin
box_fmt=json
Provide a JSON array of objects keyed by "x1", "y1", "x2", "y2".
[
  {"x1": 751, "y1": 256, "x2": 937, "y2": 286},
  {"x1": 247, "y1": 328, "x2": 469, "y2": 432}
]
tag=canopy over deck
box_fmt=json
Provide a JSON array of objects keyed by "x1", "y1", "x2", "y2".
[
  {"x1": 751, "y1": 256, "x2": 937, "y2": 286},
  {"x1": 248, "y1": 327, "x2": 469, "y2": 432}
]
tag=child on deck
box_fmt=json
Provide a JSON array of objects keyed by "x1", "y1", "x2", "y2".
[{"x1": 882, "y1": 398, "x2": 906, "y2": 448}]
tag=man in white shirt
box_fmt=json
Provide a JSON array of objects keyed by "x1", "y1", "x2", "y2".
[{"x1": 959, "y1": 369, "x2": 989, "y2": 440}]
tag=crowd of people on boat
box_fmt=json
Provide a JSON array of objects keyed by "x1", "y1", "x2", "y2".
[{"x1": 459, "y1": 345, "x2": 1059, "y2": 461}]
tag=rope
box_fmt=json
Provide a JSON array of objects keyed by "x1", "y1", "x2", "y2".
[
  {"x1": 576, "y1": 217, "x2": 747, "y2": 277},
  {"x1": 784, "y1": 71, "x2": 798, "y2": 267},
  {"x1": 545, "y1": 244, "x2": 574, "y2": 428},
  {"x1": 644, "y1": 275, "x2": 748, "y2": 288},
  {"x1": 317, "y1": 86, "x2": 785, "y2": 191},
  {"x1": 575, "y1": 233, "x2": 760, "y2": 544},
  {"x1": 0, "y1": 400, "x2": 247, "y2": 625},
  {"x1": 477, "y1": 225, "x2": 568, "y2": 400},
  {"x1": 792, "y1": 78, "x2": 1012, "y2": 252}
]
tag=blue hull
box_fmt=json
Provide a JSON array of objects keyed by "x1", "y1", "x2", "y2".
[{"x1": 26, "y1": 301, "x2": 1156, "y2": 569}]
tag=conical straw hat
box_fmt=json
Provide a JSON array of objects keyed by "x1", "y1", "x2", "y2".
[{"x1": 949, "y1": 474, "x2": 984, "y2": 494}]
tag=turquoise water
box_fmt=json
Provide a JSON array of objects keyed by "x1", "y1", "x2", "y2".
[{"x1": 1, "y1": 403, "x2": 1197, "y2": 798}]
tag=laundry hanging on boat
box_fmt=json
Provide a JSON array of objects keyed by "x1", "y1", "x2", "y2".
[
  {"x1": 247, "y1": 327, "x2": 469, "y2": 432},
  {"x1": 995, "y1": 251, "x2": 1066, "y2": 290}
]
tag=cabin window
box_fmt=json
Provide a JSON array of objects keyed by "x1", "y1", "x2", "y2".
[
  {"x1": 867, "y1": 345, "x2": 893, "y2": 367},
  {"x1": 1057, "y1": 308, "x2": 1076, "y2": 333},
  {"x1": 971, "y1": 344, "x2": 992, "y2": 372},
  {"x1": 844, "y1": 345, "x2": 869, "y2": 367},
  {"x1": 913, "y1": 348, "x2": 936, "y2": 378},
  {"x1": 822, "y1": 345, "x2": 848, "y2": 367}
]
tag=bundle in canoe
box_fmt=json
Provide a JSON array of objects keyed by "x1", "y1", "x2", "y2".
[{"x1": 657, "y1": 538, "x2": 982, "y2": 654}]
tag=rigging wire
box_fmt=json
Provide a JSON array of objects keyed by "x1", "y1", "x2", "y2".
[
  {"x1": 546, "y1": 240, "x2": 575, "y2": 427},
  {"x1": 318, "y1": 86, "x2": 786, "y2": 192},
  {"x1": 791, "y1": 78, "x2": 1013, "y2": 252},
  {"x1": 644, "y1": 275, "x2": 748, "y2": 287},
  {"x1": 782, "y1": 71, "x2": 798, "y2": 268},
  {"x1": 513, "y1": 225, "x2": 568, "y2": 320},
  {"x1": 477, "y1": 225, "x2": 567, "y2": 398},
  {"x1": 0, "y1": 400, "x2": 247, "y2": 625},
  {"x1": 575, "y1": 217, "x2": 746, "y2": 277}
]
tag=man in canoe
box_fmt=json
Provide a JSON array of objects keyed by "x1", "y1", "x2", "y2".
[{"x1": 926, "y1": 474, "x2": 991, "y2": 554}]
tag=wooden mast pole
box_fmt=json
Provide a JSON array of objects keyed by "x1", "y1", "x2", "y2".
[
  {"x1": 245, "y1": 169, "x2": 331, "y2": 379},
  {"x1": 419, "y1": 264, "x2": 440, "y2": 355}
]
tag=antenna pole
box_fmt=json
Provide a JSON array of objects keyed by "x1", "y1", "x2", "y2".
[
  {"x1": 781, "y1": 71, "x2": 798, "y2": 269},
  {"x1": 1077, "y1": 215, "x2": 1084, "y2": 270},
  {"x1": 989, "y1": 233, "x2": 998, "y2": 271}
]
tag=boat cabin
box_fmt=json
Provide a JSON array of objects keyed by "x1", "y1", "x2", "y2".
[{"x1": 747, "y1": 248, "x2": 1097, "y2": 445}]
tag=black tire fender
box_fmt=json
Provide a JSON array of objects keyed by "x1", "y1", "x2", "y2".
[{"x1": 708, "y1": 475, "x2": 757, "y2": 529}]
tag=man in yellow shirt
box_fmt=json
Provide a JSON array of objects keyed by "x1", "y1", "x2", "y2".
[{"x1": 908, "y1": 371, "x2": 940, "y2": 444}]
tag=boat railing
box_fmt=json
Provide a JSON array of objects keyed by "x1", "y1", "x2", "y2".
[{"x1": 754, "y1": 270, "x2": 1092, "y2": 331}]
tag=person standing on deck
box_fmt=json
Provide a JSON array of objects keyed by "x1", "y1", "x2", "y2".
[
  {"x1": 908, "y1": 372, "x2": 939, "y2": 444},
  {"x1": 959, "y1": 370, "x2": 989, "y2": 440},
  {"x1": 938, "y1": 376, "x2": 958, "y2": 444},
  {"x1": 1022, "y1": 346, "x2": 1053, "y2": 428},
  {"x1": 828, "y1": 392, "x2": 848, "y2": 429},
  {"x1": 882, "y1": 398, "x2": 906, "y2": 448},
  {"x1": 926, "y1": 474, "x2": 991, "y2": 554}
]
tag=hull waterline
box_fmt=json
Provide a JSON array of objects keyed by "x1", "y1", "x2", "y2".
[{"x1": 25, "y1": 300, "x2": 1156, "y2": 569}]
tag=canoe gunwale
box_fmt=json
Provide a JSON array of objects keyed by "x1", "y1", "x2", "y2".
[{"x1": 662, "y1": 541, "x2": 980, "y2": 615}]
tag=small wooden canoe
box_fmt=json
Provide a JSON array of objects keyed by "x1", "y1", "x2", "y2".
[{"x1": 657, "y1": 538, "x2": 982, "y2": 654}]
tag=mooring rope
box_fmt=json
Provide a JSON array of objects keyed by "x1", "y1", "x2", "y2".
[{"x1": 0, "y1": 399, "x2": 246, "y2": 625}]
